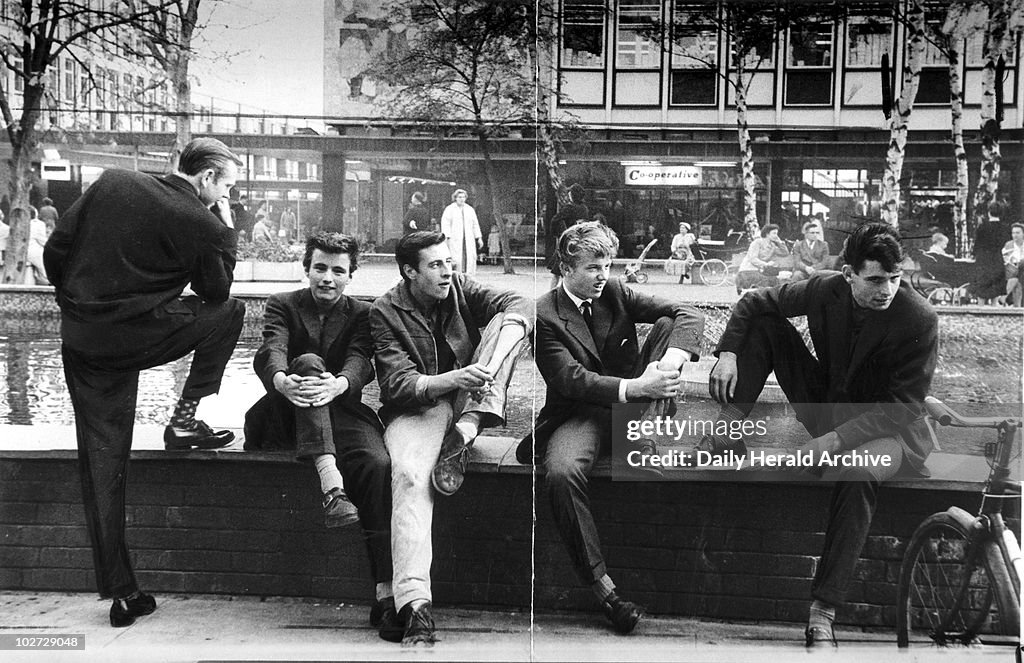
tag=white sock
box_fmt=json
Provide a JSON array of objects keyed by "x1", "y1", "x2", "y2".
[
  {"x1": 808, "y1": 599, "x2": 836, "y2": 629},
  {"x1": 375, "y1": 582, "x2": 393, "y2": 602},
  {"x1": 454, "y1": 412, "x2": 482, "y2": 445},
  {"x1": 314, "y1": 454, "x2": 344, "y2": 495}
]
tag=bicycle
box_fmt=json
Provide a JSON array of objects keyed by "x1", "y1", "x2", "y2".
[
  {"x1": 697, "y1": 258, "x2": 738, "y2": 288},
  {"x1": 896, "y1": 397, "x2": 1021, "y2": 649}
]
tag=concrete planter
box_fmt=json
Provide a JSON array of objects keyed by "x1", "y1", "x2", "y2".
[
  {"x1": 251, "y1": 261, "x2": 304, "y2": 282},
  {"x1": 233, "y1": 261, "x2": 254, "y2": 282}
]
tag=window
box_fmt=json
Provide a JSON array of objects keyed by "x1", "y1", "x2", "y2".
[
  {"x1": 616, "y1": 0, "x2": 660, "y2": 69},
  {"x1": 13, "y1": 57, "x2": 23, "y2": 92},
  {"x1": 562, "y1": 0, "x2": 605, "y2": 68},
  {"x1": 670, "y1": 4, "x2": 718, "y2": 105},
  {"x1": 846, "y1": 7, "x2": 893, "y2": 68},
  {"x1": 785, "y1": 22, "x2": 834, "y2": 105}
]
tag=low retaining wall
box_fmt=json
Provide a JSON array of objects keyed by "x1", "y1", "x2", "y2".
[{"x1": 0, "y1": 449, "x2": 993, "y2": 628}]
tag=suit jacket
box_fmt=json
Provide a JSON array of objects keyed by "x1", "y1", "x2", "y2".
[
  {"x1": 43, "y1": 170, "x2": 237, "y2": 324},
  {"x1": 370, "y1": 272, "x2": 533, "y2": 425},
  {"x1": 716, "y1": 272, "x2": 938, "y2": 473},
  {"x1": 792, "y1": 239, "x2": 830, "y2": 272},
  {"x1": 526, "y1": 278, "x2": 704, "y2": 458},
  {"x1": 246, "y1": 289, "x2": 380, "y2": 449}
]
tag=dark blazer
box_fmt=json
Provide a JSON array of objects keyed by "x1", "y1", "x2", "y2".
[
  {"x1": 716, "y1": 271, "x2": 939, "y2": 474},
  {"x1": 248, "y1": 289, "x2": 381, "y2": 438},
  {"x1": 792, "y1": 239, "x2": 830, "y2": 272},
  {"x1": 43, "y1": 170, "x2": 237, "y2": 324},
  {"x1": 524, "y1": 278, "x2": 704, "y2": 459}
]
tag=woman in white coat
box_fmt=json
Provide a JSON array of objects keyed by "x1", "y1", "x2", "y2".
[{"x1": 440, "y1": 188, "x2": 483, "y2": 276}]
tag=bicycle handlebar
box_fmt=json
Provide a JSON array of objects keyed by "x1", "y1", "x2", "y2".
[{"x1": 924, "y1": 396, "x2": 1020, "y2": 429}]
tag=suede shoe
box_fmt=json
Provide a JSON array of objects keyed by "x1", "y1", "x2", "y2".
[
  {"x1": 431, "y1": 429, "x2": 471, "y2": 496},
  {"x1": 373, "y1": 597, "x2": 403, "y2": 643},
  {"x1": 163, "y1": 420, "x2": 234, "y2": 450},
  {"x1": 109, "y1": 591, "x2": 156, "y2": 628},
  {"x1": 399, "y1": 601, "x2": 437, "y2": 647},
  {"x1": 322, "y1": 487, "x2": 359, "y2": 528},
  {"x1": 602, "y1": 591, "x2": 644, "y2": 634},
  {"x1": 805, "y1": 624, "x2": 838, "y2": 648}
]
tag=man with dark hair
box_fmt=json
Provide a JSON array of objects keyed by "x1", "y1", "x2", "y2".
[
  {"x1": 371, "y1": 230, "x2": 532, "y2": 646},
  {"x1": 244, "y1": 231, "x2": 398, "y2": 638},
  {"x1": 403, "y1": 191, "x2": 431, "y2": 236},
  {"x1": 791, "y1": 222, "x2": 830, "y2": 281},
  {"x1": 704, "y1": 222, "x2": 938, "y2": 648},
  {"x1": 43, "y1": 137, "x2": 246, "y2": 627},
  {"x1": 519, "y1": 221, "x2": 704, "y2": 634}
]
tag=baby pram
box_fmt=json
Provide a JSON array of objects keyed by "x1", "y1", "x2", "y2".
[{"x1": 624, "y1": 239, "x2": 658, "y2": 284}]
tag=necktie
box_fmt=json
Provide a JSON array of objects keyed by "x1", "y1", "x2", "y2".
[{"x1": 580, "y1": 301, "x2": 594, "y2": 337}]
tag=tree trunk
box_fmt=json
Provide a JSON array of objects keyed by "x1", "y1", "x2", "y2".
[
  {"x1": 947, "y1": 36, "x2": 970, "y2": 256},
  {"x1": 970, "y1": 0, "x2": 1012, "y2": 227},
  {"x1": 167, "y1": 47, "x2": 192, "y2": 173},
  {"x1": 478, "y1": 134, "x2": 514, "y2": 274},
  {"x1": 881, "y1": 0, "x2": 925, "y2": 229},
  {"x1": 734, "y1": 58, "x2": 759, "y2": 241},
  {"x1": 2, "y1": 89, "x2": 43, "y2": 285},
  {"x1": 538, "y1": 124, "x2": 571, "y2": 207}
]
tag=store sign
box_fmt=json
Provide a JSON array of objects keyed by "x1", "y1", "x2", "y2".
[
  {"x1": 41, "y1": 160, "x2": 71, "y2": 181},
  {"x1": 624, "y1": 165, "x2": 701, "y2": 186}
]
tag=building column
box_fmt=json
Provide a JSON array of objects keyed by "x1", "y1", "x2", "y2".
[{"x1": 322, "y1": 152, "x2": 346, "y2": 233}]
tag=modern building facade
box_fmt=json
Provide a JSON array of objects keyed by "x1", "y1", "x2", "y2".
[{"x1": 322, "y1": 0, "x2": 1021, "y2": 256}]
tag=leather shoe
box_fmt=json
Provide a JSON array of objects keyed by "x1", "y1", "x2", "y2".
[
  {"x1": 602, "y1": 591, "x2": 643, "y2": 634},
  {"x1": 322, "y1": 488, "x2": 359, "y2": 528},
  {"x1": 164, "y1": 420, "x2": 234, "y2": 450},
  {"x1": 109, "y1": 591, "x2": 156, "y2": 628},
  {"x1": 633, "y1": 438, "x2": 664, "y2": 477},
  {"x1": 372, "y1": 597, "x2": 403, "y2": 643},
  {"x1": 805, "y1": 624, "x2": 838, "y2": 648},
  {"x1": 432, "y1": 429, "x2": 471, "y2": 496},
  {"x1": 399, "y1": 601, "x2": 437, "y2": 647}
]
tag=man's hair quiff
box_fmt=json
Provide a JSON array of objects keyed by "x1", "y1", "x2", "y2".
[{"x1": 557, "y1": 221, "x2": 619, "y2": 272}]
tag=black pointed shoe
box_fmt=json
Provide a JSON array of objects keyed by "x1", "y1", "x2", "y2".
[
  {"x1": 805, "y1": 624, "x2": 838, "y2": 648},
  {"x1": 163, "y1": 420, "x2": 234, "y2": 450},
  {"x1": 602, "y1": 591, "x2": 644, "y2": 634},
  {"x1": 109, "y1": 591, "x2": 156, "y2": 628},
  {"x1": 399, "y1": 601, "x2": 437, "y2": 647},
  {"x1": 373, "y1": 597, "x2": 403, "y2": 643}
]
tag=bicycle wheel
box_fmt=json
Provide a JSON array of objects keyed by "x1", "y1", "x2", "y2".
[
  {"x1": 699, "y1": 259, "x2": 728, "y2": 286},
  {"x1": 896, "y1": 508, "x2": 1018, "y2": 647}
]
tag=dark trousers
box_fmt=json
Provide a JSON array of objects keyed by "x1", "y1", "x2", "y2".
[
  {"x1": 62, "y1": 297, "x2": 244, "y2": 598},
  {"x1": 728, "y1": 314, "x2": 902, "y2": 606},
  {"x1": 268, "y1": 353, "x2": 393, "y2": 584},
  {"x1": 544, "y1": 317, "x2": 676, "y2": 586}
]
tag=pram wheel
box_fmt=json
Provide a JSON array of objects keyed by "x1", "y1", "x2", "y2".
[{"x1": 634, "y1": 271, "x2": 649, "y2": 284}]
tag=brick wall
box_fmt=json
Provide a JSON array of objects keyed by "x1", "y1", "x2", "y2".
[{"x1": 0, "y1": 455, "x2": 981, "y2": 627}]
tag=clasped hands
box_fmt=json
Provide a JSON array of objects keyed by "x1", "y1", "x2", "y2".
[{"x1": 274, "y1": 372, "x2": 349, "y2": 408}]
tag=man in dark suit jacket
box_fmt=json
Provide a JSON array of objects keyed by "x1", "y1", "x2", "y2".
[
  {"x1": 707, "y1": 223, "x2": 938, "y2": 648},
  {"x1": 42, "y1": 138, "x2": 246, "y2": 628},
  {"x1": 245, "y1": 232, "x2": 398, "y2": 640},
  {"x1": 791, "y1": 221, "x2": 831, "y2": 281},
  {"x1": 520, "y1": 221, "x2": 704, "y2": 634}
]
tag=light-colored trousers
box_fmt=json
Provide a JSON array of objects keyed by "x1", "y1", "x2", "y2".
[{"x1": 384, "y1": 313, "x2": 527, "y2": 610}]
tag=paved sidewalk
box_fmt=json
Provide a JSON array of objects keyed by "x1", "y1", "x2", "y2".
[{"x1": 0, "y1": 592, "x2": 1014, "y2": 663}]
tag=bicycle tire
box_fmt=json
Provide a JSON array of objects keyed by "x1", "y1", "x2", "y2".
[
  {"x1": 699, "y1": 259, "x2": 728, "y2": 287},
  {"x1": 896, "y1": 508, "x2": 1018, "y2": 648}
]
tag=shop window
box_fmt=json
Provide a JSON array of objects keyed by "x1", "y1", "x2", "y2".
[
  {"x1": 562, "y1": 0, "x2": 606, "y2": 68},
  {"x1": 785, "y1": 23, "x2": 834, "y2": 105},
  {"x1": 669, "y1": 4, "x2": 718, "y2": 106},
  {"x1": 916, "y1": 68, "x2": 950, "y2": 104},
  {"x1": 616, "y1": 0, "x2": 660, "y2": 69}
]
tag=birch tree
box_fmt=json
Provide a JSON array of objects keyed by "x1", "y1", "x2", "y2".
[
  {"x1": 0, "y1": 0, "x2": 175, "y2": 285},
  {"x1": 655, "y1": 2, "x2": 842, "y2": 240},
  {"x1": 880, "y1": 0, "x2": 925, "y2": 229},
  {"x1": 969, "y1": 0, "x2": 1022, "y2": 228}
]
